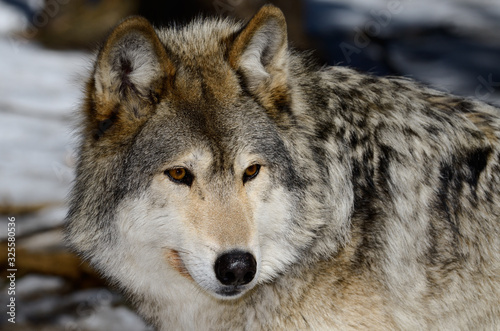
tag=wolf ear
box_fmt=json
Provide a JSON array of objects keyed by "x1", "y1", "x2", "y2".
[
  {"x1": 229, "y1": 5, "x2": 289, "y2": 112},
  {"x1": 90, "y1": 16, "x2": 172, "y2": 137}
]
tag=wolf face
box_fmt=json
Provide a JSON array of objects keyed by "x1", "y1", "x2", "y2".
[
  {"x1": 66, "y1": 6, "x2": 329, "y2": 302},
  {"x1": 109, "y1": 102, "x2": 305, "y2": 299}
]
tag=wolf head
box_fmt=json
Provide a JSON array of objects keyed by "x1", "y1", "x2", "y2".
[{"x1": 66, "y1": 5, "x2": 351, "y2": 302}]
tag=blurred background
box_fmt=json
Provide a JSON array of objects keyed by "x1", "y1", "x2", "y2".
[{"x1": 1, "y1": 0, "x2": 499, "y2": 330}]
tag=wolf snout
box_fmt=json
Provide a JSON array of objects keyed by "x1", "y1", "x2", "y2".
[{"x1": 214, "y1": 251, "x2": 257, "y2": 286}]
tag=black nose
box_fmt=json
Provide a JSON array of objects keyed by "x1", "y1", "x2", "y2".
[{"x1": 214, "y1": 251, "x2": 257, "y2": 286}]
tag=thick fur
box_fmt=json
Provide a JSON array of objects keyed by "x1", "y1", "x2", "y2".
[{"x1": 65, "y1": 5, "x2": 500, "y2": 330}]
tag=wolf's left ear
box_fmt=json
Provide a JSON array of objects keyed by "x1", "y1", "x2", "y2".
[
  {"x1": 229, "y1": 5, "x2": 289, "y2": 111},
  {"x1": 90, "y1": 17, "x2": 173, "y2": 131}
]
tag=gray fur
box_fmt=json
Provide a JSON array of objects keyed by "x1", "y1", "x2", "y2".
[{"x1": 66, "y1": 5, "x2": 500, "y2": 330}]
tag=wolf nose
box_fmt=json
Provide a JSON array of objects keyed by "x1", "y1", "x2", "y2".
[{"x1": 214, "y1": 251, "x2": 257, "y2": 286}]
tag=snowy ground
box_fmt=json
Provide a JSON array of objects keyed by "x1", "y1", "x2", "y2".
[
  {"x1": 0, "y1": 2, "x2": 85, "y2": 220},
  {"x1": 0, "y1": 0, "x2": 499, "y2": 330}
]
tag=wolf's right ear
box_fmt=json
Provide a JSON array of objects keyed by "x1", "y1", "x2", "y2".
[{"x1": 89, "y1": 16, "x2": 173, "y2": 139}]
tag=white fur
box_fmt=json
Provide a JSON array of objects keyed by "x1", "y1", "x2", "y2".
[
  {"x1": 255, "y1": 186, "x2": 299, "y2": 282},
  {"x1": 100, "y1": 148, "x2": 299, "y2": 306}
]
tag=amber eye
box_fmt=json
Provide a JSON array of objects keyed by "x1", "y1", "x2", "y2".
[
  {"x1": 165, "y1": 168, "x2": 193, "y2": 186},
  {"x1": 169, "y1": 168, "x2": 186, "y2": 180},
  {"x1": 243, "y1": 164, "x2": 261, "y2": 183}
]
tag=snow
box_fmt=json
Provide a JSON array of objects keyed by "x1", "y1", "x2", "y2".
[
  {"x1": 0, "y1": 33, "x2": 89, "y2": 209},
  {"x1": 77, "y1": 306, "x2": 154, "y2": 331},
  {"x1": 1, "y1": 281, "x2": 152, "y2": 330},
  {"x1": 0, "y1": 39, "x2": 89, "y2": 116},
  {"x1": 0, "y1": 205, "x2": 67, "y2": 239},
  {"x1": 0, "y1": 2, "x2": 27, "y2": 34},
  {"x1": 15, "y1": 274, "x2": 66, "y2": 300}
]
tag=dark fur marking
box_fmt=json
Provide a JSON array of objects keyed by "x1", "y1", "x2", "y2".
[
  {"x1": 391, "y1": 80, "x2": 411, "y2": 91},
  {"x1": 464, "y1": 147, "x2": 491, "y2": 191},
  {"x1": 455, "y1": 100, "x2": 474, "y2": 113},
  {"x1": 199, "y1": 77, "x2": 217, "y2": 104},
  {"x1": 361, "y1": 76, "x2": 378, "y2": 86},
  {"x1": 377, "y1": 145, "x2": 395, "y2": 187},
  {"x1": 235, "y1": 69, "x2": 252, "y2": 99},
  {"x1": 338, "y1": 99, "x2": 350, "y2": 114},
  {"x1": 259, "y1": 38, "x2": 273, "y2": 67},
  {"x1": 351, "y1": 140, "x2": 383, "y2": 270},
  {"x1": 437, "y1": 147, "x2": 490, "y2": 215},
  {"x1": 334, "y1": 71, "x2": 350, "y2": 83},
  {"x1": 348, "y1": 87, "x2": 364, "y2": 101},
  {"x1": 273, "y1": 91, "x2": 293, "y2": 119},
  {"x1": 334, "y1": 88, "x2": 352, "y2": 104},
  {"x1": 315, "y1": 121, "x2": 334, "y2": 141},
  {"x1": 351, "y1": 173, "x2": 384, "y2": 270},
  {"x1": 423, "y1": 124, "x2": 441, "y2": 136},
  {"x1": 425, "y1": 222, "x2": 440, "y2": 266},
  {"x1": 93, "y1": 105, "x2": 120, "y2": 140},
  {"x1": 119, "y1": 57, "x2": 135, "y2": 95},
  {"x1": 348, "y1": 131, "x2": 359, "y2": 148},
  {"x1": 437, "y1": 163, "x2": 460, "y2": 235},
  {"x1": 132, "y1": 106, "x2": 140, "y2": 118},
  {"x1": 148, "y1": 87, "x2": 162, "y2": 105},
  {"x1": 403, "y1": 127, "x2": 420, "y2": 138}
]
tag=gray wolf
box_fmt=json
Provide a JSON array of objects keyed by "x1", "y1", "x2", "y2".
[{"x1": 65, "y1": 5, "x2": 500, "y2": 330}]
